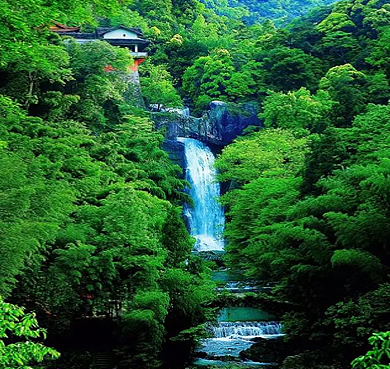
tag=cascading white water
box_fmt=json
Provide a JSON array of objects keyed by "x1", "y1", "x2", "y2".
[
  {"x1": 212, "y1": 322, "x2": 284, "y2": 340},
  {"x1": 198, "y1": 322, "x2": 284, "y2": 359},
  {"x1": 177, "y1": 137, "x2": 224, "y2": 251},
  {"x1": 177, "y1": 137, "x2": 283, "y2": 366}
]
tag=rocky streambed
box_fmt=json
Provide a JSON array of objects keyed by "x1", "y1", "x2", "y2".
[{"x1": 193, "y1": 270, "x2": 286, "y2": 368}]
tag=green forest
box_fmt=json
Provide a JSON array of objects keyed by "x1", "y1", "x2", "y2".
[{"x1": 1, "y1": 0, "x2": 390, "y2": 368}]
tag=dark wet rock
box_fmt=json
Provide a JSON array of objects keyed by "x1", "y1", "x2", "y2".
[
  {"x1": 205, "y1": 100, "x2": 262, "y2": 145},
  {"x1": 197, "y1": 353, "x2": 241, "y2": 362},
  {"x1": 154, "y1": 101, "x2": 262, "y2": 146},
  {"x1": 196, "y1": 351, "x2": 208, "y2": 359},
  {"x1": 162, "y1": 139, "x2": 186, "y2": 176},
  {"x1": 240, "y1": 336, "x2": 288, "y2": 365},
  {"x1": 194, "y1": 250, "x2": 225, "y2": 265}
]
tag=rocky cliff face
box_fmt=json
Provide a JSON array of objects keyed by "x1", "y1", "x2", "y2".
[
  {"x1": 154, "y1": 101, "x2": 262, "y2": 146},
  {"x1": 162, "y1": 139, "x2": 185, "y2": 176}
]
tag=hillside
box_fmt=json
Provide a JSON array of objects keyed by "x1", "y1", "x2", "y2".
[{"x1": 203, "y1": 0, "x2": 338, "y2": 25}]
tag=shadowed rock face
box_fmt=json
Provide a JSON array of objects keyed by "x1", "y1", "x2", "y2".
[
  {"x1": 154, "y1": 101, "x2": 263, "y2": 146},
  {"x1": 162, "y1": 139, "x2": 185, "y2": 173},
  {"x1": 205, "y1": 101, "x2": 262, "y2": 145}
]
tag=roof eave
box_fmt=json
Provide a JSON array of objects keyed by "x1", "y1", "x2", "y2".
[{"x1": 98, "y1": 26, "x2": 144, "y2": 37}]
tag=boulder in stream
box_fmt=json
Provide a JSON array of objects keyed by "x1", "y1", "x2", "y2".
[{"x1": 240, "y1": 336, "x2": 288, "y2": 365}]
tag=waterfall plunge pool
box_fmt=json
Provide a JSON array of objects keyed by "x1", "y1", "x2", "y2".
[{"x1": 218, "y1": 308, "x2": 277, "y2": 322}]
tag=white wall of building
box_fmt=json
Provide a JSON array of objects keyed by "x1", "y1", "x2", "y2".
[{"x1": 103, "y1": 29, "x2": 139, "y2": 39}]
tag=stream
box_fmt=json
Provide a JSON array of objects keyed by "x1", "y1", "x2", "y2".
[{"x1": 178, "y1": 137, "x2": 283, "y2": 368}]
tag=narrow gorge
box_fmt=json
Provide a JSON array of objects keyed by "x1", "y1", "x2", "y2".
[{"x1": 177, "y1": 133, "x2": 284, "y2": 368}]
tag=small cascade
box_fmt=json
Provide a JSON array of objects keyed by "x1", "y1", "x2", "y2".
[
  {"x1": 197, "y1": 321, "x2": 284, "y2": 360},
  {"x1": 212, "y1": 322, "x2": 283, "y2": 340},
  {"x1": 178, "y1": 137, "x2": 224, "y2": 251},
  {"x1": 152, "y1": 106, "x2": 190, "y2": 116},
  {"x1": 198, "y1": 321, "x2": 283, "y2": 365},
  {"x1": 217, "y1": 281, "x2": 260, "y2": 293}
]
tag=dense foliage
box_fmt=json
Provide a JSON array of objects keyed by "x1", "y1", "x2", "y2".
[
  {"x1": 0, "y1": 1, "x2": 220, "y2": 368},
  {"x1": 1, "y1": 0, "x2": 390, "y2": 368},
  {"x1": 0, "y1": 297, "x2": 59, "y2": 368},
  {"x1": 206, "y1": 0, "x2": 337, "y2": 25},
  {"x1": 214, "y1": 0, "x2": 390, "y2": 367}
]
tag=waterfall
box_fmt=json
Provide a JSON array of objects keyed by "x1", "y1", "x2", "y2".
[
  {"x1": 178, "y1": 137, "x2": 224, "y2": 251},
  {"x1": 177, "y1": 138, "x2": 283, "y2": 366},
  {"x1": 211, "y1": 322, "x2": 284, "y2": 340},
  {"x1": 198, "y1": 322, "x2": 284, "y2": 359}
]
